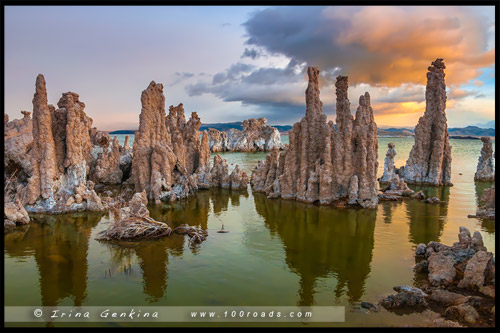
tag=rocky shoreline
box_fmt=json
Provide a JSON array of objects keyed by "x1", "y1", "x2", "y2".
[{"x1": 356, "y1": 227, "x2": 495, "y2": 327}]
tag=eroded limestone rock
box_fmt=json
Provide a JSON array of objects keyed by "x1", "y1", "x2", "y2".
[
  {"x1": 475, "y1": 137, "x2": 494, "y2": 181},
  {"x1": 404, "y1": 58, "x2": 452, "y2": 186},
  {"x1": 251, "y1": 68, "x2": 379, "y2": 208}
]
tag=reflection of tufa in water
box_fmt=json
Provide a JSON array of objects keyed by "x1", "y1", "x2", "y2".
[{"x1": 253, "y1": 193, "x2": 377, "y2": 305}]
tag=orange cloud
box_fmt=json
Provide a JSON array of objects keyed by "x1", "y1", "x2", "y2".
[{"x1": 324, "y1": 6, "x2": 495, "y2": 86}]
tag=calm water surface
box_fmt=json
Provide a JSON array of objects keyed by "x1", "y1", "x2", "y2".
[{"x1": 4, "y1": 136, "x2": 495, "y2": 327}]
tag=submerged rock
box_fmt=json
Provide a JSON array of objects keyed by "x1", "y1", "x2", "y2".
[
  {"x1": 474, "y1": 137, "x2": 494, "y2": 181},
  {"x1": 207, "y1": 118, "x2": 283, "y2": 152},
  {"x1": 404, "y1": 58, "x2": 452, "y2": 186},
  {"x1": 251, "y1": 68, "x2": 379, "y2": 208},
  {"x1": 379, "y1": 285, "x2": 427, "y2": 311}
]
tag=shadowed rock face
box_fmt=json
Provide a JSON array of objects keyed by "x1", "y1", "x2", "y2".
[
  {"x1": 251, "y1": 67, "x2": 379, "y2": 208},
  {"x1": 207, "y1": 118, "x2": 283, "y2": 152},
  {"x1": 474, "y1": 137, "x2": 494, "y2": 181},
  {"x1": 132, "y1": 81, "x2": 247, "y2": 204},
  {"x1": 404, "y1": 58, "x2": 452, "y2": 186}
]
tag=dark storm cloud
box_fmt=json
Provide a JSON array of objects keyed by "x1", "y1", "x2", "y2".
[{"x1": 241, "y1": 48, "x2": 261, "y2": 59}]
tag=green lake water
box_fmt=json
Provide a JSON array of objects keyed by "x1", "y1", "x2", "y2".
[{"x1": 4, "y1": 136, "x2": 495, "y2": 327}]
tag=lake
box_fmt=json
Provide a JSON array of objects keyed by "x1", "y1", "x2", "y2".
[{"x1": 4, "y1": 136, "x2": 495, "y2": 327}]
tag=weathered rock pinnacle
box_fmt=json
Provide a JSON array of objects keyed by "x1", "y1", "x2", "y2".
[
  {"x1": 250, "y1": 67, "x2": 379, "y2": 208},
  {"x1": 132, "y1": 81, "x2": 247, "y2": 204},
  {"x1": 474, "y1": 137, "x2": 494, "y2": 181},
  {"x1": 25, "y1": 74, "x2": 104, "y2": 212},
  {"x1": 404, "y1": 58, "x2": 452, "y2": 186}
]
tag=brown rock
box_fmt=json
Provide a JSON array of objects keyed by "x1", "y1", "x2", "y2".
[
  {"x1": 428, "y1": 289, "x2": 469, "y2": 307},
  {"x1": 444, "y1": 304, "x2": 479, "y2": 325},
  {"x1": 458, "y1": 250, "x2": 493, "y2": 289},
  {"x1": 404, "y1": 58, "x2": 452, "y2": 186},
  {"x1": 428, "y1": 252, "x2": 456, "y2": 286},
  {"x1": 251, "y1": 67, "x2": 379, "y2": 208}
]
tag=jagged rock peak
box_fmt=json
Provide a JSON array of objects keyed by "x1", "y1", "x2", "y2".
[{"x1": 404, "y1": 58, "x2": 452, "y2": 186}]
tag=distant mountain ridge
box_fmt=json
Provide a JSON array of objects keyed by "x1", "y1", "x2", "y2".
[{"x1": 109, "y1": 124, "x2": 494, "y2": 137}]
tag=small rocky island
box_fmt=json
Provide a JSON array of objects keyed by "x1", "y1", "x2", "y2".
[
  {"x1": 207, "y1": 117, "x2": 283, "y2": 152},
  {"x1": 376, "y1": 227, "x2": 495, "y2": 327}
]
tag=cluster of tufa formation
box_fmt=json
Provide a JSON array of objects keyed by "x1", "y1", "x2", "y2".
[
  {"x1": 380, "y1": 227, "x2": 495, "y2": 327},
  {"x1": 250, "y1": 67, "x2": 379, "y2": 208},
  {"x1": 474, "y1": 137, "x2": 494, "y2": 182},
  {"x1": 24, "y1": 75, "x2": 104, "y2": 213},
  {"x1": 4, "y1": 75, "x2": 134, "y2": 216},
  {"x1": 404, "y1": 58, "x2": 452, "y2": 186},
  {"x1": 131, "y1": 81, "x2": 249, "y2": 205},
  {"x1": 207, "y1": 117, "x2": 283, "y2": 152}
]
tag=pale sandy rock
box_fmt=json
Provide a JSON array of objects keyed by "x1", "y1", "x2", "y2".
[
  {"x1": 404, "y1": 59, "x2": 452, "y2": 186},
  {"x1": 208, "y1": 118, "x2": 283, "y2": 152},
  {"x1": 475, "y1": 137, "x2": 494, "y2": 181},
  {"x1": 251, "y1": 68, "x2": 379, "y2": 208}
]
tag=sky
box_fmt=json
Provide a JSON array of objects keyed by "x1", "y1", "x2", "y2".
[{"x1": 4, "y1": 6, "x2": 495, "y2": 131}]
